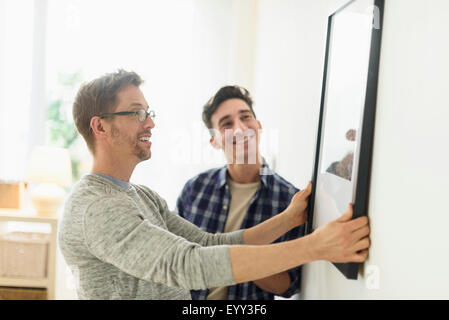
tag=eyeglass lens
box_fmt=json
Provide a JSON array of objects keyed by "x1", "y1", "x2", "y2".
[{"x1": 137, "y1": 109, "x2": 155, "y2": 122}]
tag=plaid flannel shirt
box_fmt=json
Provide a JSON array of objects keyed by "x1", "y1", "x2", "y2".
[{"x1": 175, "y1": 160, "x2": 304, "y2": 300}]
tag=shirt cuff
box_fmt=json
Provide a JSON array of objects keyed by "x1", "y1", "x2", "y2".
[
  {"x1": 279, "y1": 266, "x2": 302, "y2": 298},
  {"x1": 226, "y1": 229, "x2": 245, "y2": 245},
  {"x1": 198, "y1": 245, "x2": 237, "y2": 288}
]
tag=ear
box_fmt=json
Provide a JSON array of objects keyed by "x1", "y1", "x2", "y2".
[
  {"x1": 90, "y1": 116, "x2": 107, "y2": 139},
  {"x1": 209, "y1": 135, "x2": 222, "y2": 150},
  {"x1": 256, "y1": 120, "x2": 263, "y2": 138}
]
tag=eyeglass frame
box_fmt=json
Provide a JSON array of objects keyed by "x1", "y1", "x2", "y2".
[{"x1": 99, "y1": 108, "x2": 156, "y2": 123}]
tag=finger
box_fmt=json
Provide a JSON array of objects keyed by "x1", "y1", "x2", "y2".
[
  {"x1": 293, "y1": 191, "x2": 304, "y2": 202},
  {"x1": 305, "y1": 181, "x2": 312, "y2": 195},
  {"x1": 350, "y1": 250, "x2": 369, "y2": 263},
  {"x1": 350, "y1": 225, "x2": 370, "y2": 243},
  {"x1": 336, "y1": 203, "x2": 353, "y2": 222},
  {"x1": 352, "y1": 237, "x2": 370, "y2": 252},
  {"x1": 346, "y1": 215, "x2": 369, "y2": 232},
  {"x1": 297, "y1": 187, "x2": 311, "y2": 200},
  {"x1": 299, "y1": 181, "x2": 312, "y2": 194}
]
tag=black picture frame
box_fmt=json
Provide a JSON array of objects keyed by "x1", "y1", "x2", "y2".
[{"x1": 305, "y1": 0, "x2": 384, "y2": 280}]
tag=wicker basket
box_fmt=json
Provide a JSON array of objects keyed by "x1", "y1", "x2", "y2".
[{"x1": 0, "y1": 232, "x2": 50, "y2": 279}]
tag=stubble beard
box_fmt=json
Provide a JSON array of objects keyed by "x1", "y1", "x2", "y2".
[{"x1": 111, "y1": 124, "x2": 151, "y2": 161}]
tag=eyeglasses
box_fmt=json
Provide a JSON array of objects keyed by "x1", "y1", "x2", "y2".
[{"x1": 100, "y1": 109, "x2": 156, "y2": 122}]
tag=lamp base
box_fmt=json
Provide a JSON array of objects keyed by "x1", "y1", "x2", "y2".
[{"x1": 30, "y1": 183, "x2": 65, "y2": 217}]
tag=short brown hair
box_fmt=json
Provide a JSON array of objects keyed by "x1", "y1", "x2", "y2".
[
  {"x1": 202, "y1": 85, "x2": 255, "y2": 131},
  {"x1": 72, "y1": 69, "x2": 143, "y2": 153}
]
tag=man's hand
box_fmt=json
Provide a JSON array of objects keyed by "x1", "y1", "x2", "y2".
[
  {"x1": 284, "y1": 181, "x2": 312, "y2": 228},
  {"x1": 231, "y1": 202, "x2": 370, "y2": 285},
  {"x1": 310, "y1": 204, "x2": 370, "y2": 263}
]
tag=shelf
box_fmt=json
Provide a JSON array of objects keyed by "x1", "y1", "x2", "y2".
[
  {"x1": 0, "y1": 207, "x2": 58, "y2": 299},
  {"x1": 0, "y1": 276, "x2": 49, "y2": 288},
  {"x1": 0, "y1": 208, "x2": 58, "y2": 224}
]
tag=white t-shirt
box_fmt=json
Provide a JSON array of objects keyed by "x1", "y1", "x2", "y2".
[{"x1": 207, "y1": 178, "x2": 260, "y2": 300}]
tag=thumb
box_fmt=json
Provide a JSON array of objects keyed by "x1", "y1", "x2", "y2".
[
  {"x1": 336, "y1": 203, "x2": 353, "y2": 222},
  {"x1": 305, "y1": 181, "x2": 312, "y2": 196},
  {"x1": 298, "y1": 181, "x2": 313, "y2": 200}
]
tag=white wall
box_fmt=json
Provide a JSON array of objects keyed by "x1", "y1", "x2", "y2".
[
  {"x1": 254, "y1": 0, "x2": 449, "y2": 299},
  {"x1": 253, "y1": 0, "x2": 330, "y2": 187},
  {"x1": 130, "y1": 0, "x2": 260, "y2": 209}
]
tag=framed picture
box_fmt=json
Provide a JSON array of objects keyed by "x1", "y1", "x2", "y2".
[{"x1": 305, "y1": 0, "x2": 384, "y2": 280}]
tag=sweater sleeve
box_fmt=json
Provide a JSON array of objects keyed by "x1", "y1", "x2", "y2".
[
  {"x1": 83, "y1": 196, "x2": 237, "y2": 290},
  {"x1": 142, "y1": 184, "x2": 244, "y2": 246},
  {"x1": 165, "y1": 209, "x2": 244, "y2": 246}
]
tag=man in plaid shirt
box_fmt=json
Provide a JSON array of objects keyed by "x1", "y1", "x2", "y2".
[{"x1": 176, "y1": 86, "x2": 304, "y2": 300}]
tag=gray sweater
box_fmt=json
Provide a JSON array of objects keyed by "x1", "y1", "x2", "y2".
[{"x1": 58, "y1": 174, "x2": 244, "y2": 300}]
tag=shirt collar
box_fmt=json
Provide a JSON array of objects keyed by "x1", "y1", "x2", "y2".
[
  {"x1": 217, "y1": 157, "x2": 273, "y2": 189},
  {"x1": 94, "y1": 173, "x2": 132, "y2": 190}
]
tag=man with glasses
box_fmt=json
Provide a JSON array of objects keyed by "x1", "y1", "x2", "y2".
[{"x1": 59, "y1": 69, "x2": 371, "y2": 300}]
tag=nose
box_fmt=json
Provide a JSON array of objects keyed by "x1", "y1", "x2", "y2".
[
  {"x1": 233, "y1": 117, "x2": 247, "y2": 133},
  {"x1": 143, "y1": 114, "x2": 155, "y2": 129}
]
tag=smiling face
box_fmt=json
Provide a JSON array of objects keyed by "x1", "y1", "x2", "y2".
[
  {"x1": 103, "y1": 85, "x2": 155, "y2": 163},
  {"x1": 210, "y1": 98, "x2": 262, "y2": 164}
]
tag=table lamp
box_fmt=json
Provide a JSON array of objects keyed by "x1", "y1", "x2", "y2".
[{"x1": 27, "y1": 146, "x2": 72, "y2": 217}]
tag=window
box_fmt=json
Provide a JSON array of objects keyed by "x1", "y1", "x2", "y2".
[
  {"x1": 1, "y1": 0, "x2": 258, "y2": 208},
  {"x1": 0, "y1": 0, "x2": 35, "y2": 180}
]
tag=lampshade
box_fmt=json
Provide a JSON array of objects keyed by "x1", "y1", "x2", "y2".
[{"x1": 27, "y1": 146, "x2": 72, "y2": 187}]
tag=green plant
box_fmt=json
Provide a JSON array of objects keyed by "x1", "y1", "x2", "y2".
[{"x1": 46, "y1": 71, "x2": 83, "y2": 182}]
